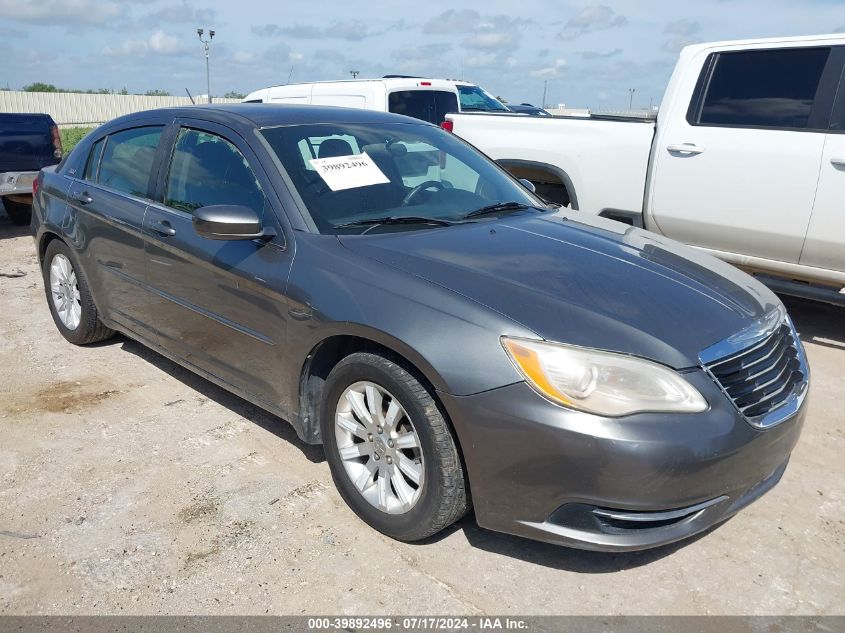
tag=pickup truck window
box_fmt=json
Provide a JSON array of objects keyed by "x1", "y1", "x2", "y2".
[
  {"x1": 692, "y1": 47, "x2": 830, "y2": 130},
  {"x1": 388, "y1": 90, "x2": 458, "y2": 125},
  {"x1": 98, "y1": 126, "x2": 163, "y2": 198}
]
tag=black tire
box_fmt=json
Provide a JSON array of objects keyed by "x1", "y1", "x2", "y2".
[
  {"x1": 321, "y1": 351, "x2": 469, "y2": 542},
  {"x1": 3, "y1": 199, "x2": 32, "y2": 226},
  {"x1": 42, "y1": 239, "x2": 115, "y2": 345}
]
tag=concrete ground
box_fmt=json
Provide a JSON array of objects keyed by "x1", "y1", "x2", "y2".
[{"x1": 0, "y1": 207, "x2": 842, "y2": 615}]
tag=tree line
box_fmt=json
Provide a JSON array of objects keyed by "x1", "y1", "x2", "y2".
[{"x1": 4, "y1": 82, "x2": 244, "y2": 99}]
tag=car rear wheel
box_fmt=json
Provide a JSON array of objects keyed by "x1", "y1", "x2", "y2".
[
  {"x1": 321, "y1": 352, "x2": 468, "y2": 541},
  {"x1": 42, "y1": 240, "x2": 114, "y2": 345},
  {"x1": 2, "y1": 199, "x2": 32, "y2": 226}
]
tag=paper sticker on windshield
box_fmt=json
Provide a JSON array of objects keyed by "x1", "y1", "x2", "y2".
[{"x1": 308, "y1": 152, "x2": 390, "y2": 191}]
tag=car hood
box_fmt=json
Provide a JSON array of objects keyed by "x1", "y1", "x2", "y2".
[{"x1": 338, "y1": 211, "x2": 782, "y2": 368}]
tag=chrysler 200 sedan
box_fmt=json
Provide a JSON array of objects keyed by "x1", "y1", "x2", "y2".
[{"x1": 31, "y1": 105, "x2": 808, "y2": 551}]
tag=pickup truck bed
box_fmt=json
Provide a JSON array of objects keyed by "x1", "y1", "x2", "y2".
[{"x1": 449, "y1": 112, "x2": 654, "y2": 214}]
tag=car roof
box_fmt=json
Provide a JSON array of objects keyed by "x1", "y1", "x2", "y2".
[{"x1": 103, "y1": 103, "x2": 436, "y2": 130}]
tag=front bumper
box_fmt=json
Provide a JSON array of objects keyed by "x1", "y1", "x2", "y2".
[{"x1": 439, "y1": 370, "x2": 806, "y2": 552}]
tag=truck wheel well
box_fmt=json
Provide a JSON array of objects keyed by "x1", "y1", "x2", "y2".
[{"x1": 496, "y1": 160, "x2": 577, "y2": 209}]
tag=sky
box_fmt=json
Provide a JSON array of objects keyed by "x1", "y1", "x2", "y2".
[{"x1": 1, "y1": 0, "x2": 844, "y2": 109}]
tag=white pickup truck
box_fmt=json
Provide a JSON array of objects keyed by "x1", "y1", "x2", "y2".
[{"x1": 447, "y1": 34, "x2": 845, "y2": 305}]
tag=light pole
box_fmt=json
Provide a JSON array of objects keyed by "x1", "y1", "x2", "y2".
[
  {"x1": 628, "y1": 87, "x2": 636, "y2": 110},
  {"x1": 350, "y1": 70, "x2": 360, "y2": 79},
  {"x1": 197, "y1": 28, "x2": 215, "y2": 104},
  {"x1": 541, "y1": 80, "x2": 548, "y2": 109}
]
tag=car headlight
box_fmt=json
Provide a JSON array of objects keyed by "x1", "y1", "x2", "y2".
[{"x1": 502, "y1": 337, "x2": 708, "y2": 416}]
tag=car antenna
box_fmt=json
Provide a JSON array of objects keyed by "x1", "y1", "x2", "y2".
[{"x1": 184, "y1": 88, "x2": 196, "y2": 104}]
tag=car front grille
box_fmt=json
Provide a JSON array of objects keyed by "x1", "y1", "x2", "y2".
[{"x1": 705, "y1": 321, "x2": 807, "y2": 427}]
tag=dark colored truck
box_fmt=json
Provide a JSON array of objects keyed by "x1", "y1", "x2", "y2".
[{"x1": 1, "y1": 113, "x2": 62, "y2": 225}]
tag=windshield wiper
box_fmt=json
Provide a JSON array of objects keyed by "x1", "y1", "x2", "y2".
[
  {"x1": 462, "y1": 201, "x2": 545, "y2": 220},
  {"x1": 334, "y1": 216, "x2": 457, "y2": 233}
]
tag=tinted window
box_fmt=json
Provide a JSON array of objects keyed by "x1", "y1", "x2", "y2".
[
  {"x1": 457, "y1": 85, "x2": 510, "y2": 112},
  {"x1": 388, "y1": 90, "x2": 458, "y2": 124},
  {"x1": 164, "y1": 128, "x2": 264, "y2": 216},
  {"x1": 97, "y1": 127, "x2": 162, "y2": 197},
  {"x1": 697, "y1": 48, "x2": 830, "y2": 129},
  {"x1": 83, "y1": 138, "x2": 104, "y2": 181}
]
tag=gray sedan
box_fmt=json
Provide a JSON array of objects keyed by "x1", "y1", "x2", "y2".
[{"x1": 31, "y1": 104, "x2": 808, "y2": 551}]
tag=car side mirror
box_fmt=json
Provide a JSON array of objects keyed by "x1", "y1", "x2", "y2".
[
  {"x1": 193, "y1": 205, "x2": 268, "y2": 241},
  {"x1": 519, "y1": 178, "x2": 537, "y2": 193}
]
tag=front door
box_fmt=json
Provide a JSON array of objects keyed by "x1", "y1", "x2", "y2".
[
  {"x1": 142, "y1": 121, "x2": 293, "y2": 405},
  {"x1": 650, "y1": 46, "x2": 835, "y2": 263}
]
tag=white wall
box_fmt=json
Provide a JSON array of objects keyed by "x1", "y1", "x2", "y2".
[{"x1": 0, "y1": 91, "x2": 240, "y2": 127}]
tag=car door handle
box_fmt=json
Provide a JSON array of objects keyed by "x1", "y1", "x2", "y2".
[
  {"x1": 667, "y1": 143, "x2": 705, "y2": 155},
  {"x1": 71, "y1": 191, "x2": 93, "y2": 205},
  {"x1": 830, "y1": 157, "x2": 845, "y2": 168},
  {"x1": 150, "y1": 220, "x2": 176, "y2": 237}
]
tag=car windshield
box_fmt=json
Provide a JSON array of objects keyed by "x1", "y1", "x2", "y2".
[
  {"x1": 457, "y1": 85, "x2": 510, "y2": 112},
  {"x1": 260, "y1": 122, "x2": 541, "y2": 234}
]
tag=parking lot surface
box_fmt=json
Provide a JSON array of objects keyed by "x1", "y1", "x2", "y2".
[{"x1": 0, "y1": 210, "x2": 843, "y2": 615}]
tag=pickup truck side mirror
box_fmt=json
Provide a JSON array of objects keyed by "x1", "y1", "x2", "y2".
[
  {"x1": 519, "y1": 178, "x2": 537, "y2": 193},
  {"x1": 193, "y1": 205, "x2": 269, "y2": 241}
]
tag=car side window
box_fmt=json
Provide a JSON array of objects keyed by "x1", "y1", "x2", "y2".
[
  {"x1": 97, "y1": 127, "x2": 163, "y2": 197},
  {"x1": 164, "y1": 128, "x2": 265, "y2": 216},
  {"x1": 691, "y1": 48, "x2": 831, "y2": 130},
  {"x1": 83, "y1": 138, "x2": 105, "y2": 182}
]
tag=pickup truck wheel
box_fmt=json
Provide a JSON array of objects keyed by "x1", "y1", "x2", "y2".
[
  {"x1": 2, "y1": 199, "x2": 32, "y2": 226},
  {"x1": 41, "y1": 240, "x2": 114, "y2": 345},
  {"x1": 321, "y1": 352, "x2": 469, "y2": 541}
]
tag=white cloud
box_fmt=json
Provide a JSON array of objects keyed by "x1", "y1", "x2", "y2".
[
  {"x1": 233, "y1": 51, "x2": 256, "y2": 64},
  {"x1": 0, "y1": 0, "x2": 125, "y2": 26},
  {"x1": 465, "y1": 32, "x2": 515, "y2": 50},
  {"x1": 464, "y1": 52, "x2": 498, "y2": 69},
  {"x1": 422, "y1": 9, "x2": 481, "y2": 34},
  {"x1": 663, "y1": 19, "x2": 702, "y2": 52},
  {"x1": 149, "y1": 30, "x2": 186, "y2": 54},
  {"x1": 102, "y1": 30, "x2": 188, "y2": 58},
  {"x1": 530, "y1": 58, "x2": 567, "y2": 79},
  {"x1": 562, "y1": 4, "x2": 627, "y2": 38}
]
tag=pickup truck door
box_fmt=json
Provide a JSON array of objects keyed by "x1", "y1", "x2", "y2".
[
  {"x1": 800, "y1": 55, "x2": 845, "y2": 276},
  {"x1": 649, "y1": 46, "x2": 840, "y2": 264}
]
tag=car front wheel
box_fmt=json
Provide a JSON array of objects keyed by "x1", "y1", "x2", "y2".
[{"x1": 321, "y1": 351, "x2": 469, "y2": 541}]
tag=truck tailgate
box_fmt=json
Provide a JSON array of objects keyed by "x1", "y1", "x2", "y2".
[{"x1": 0, "y1": 114, "x2": 56, "y2": 173}]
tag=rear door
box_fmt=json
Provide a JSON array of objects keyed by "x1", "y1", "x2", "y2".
[
  {"x1": 67, "y1": 124, "x2": 165, "y2": 330},
  {"x1": 142, "y1": 119, "x2": 293, "y2": 403},
  {"x1": 800, "y1": 48, "x2": 845, "y2": 275},
  {"x1": 650, "y1": 45, "x2": 838, "y2": 263}
]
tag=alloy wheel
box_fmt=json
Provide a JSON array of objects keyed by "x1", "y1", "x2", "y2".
[
  {"x1": 49, "y1": 253, "x2": 82, "y2": 330},
  {"x1": 335, "y1": 381, "x2": 424, "y2": 514}
]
